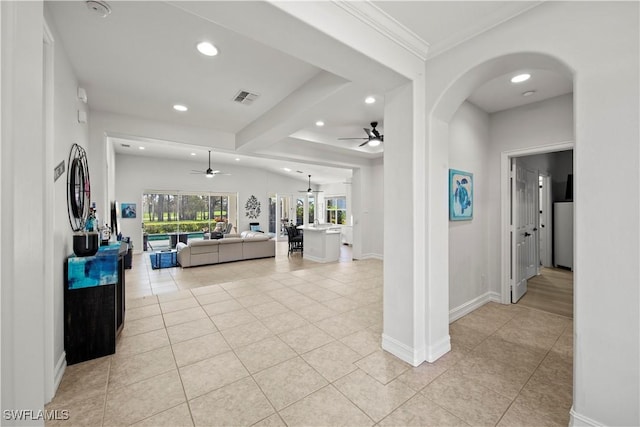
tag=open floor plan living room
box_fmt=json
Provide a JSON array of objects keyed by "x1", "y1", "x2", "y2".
[{"x1": 2, "y1": 2, "x2": 637, "y2": 426}]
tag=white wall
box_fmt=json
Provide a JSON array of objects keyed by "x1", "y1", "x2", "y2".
[
  {"x1": 448, "y1": 101, "x2": 490, "y2": 312},
  {"x1": 1, "y1": 0, "x2": 47, "y2": 415},
  {"x1": 88, "y1": 111, "x2": 236, "y2": 226},
  {"x1": 115, "y1": 154, "x2": 316, "y2": 252},
  {"x1": 45, "y1": 5, "x2": 91, "y2": 400},
  {"x1": 424, "y1": 2, "x2": 638, "y2": 425},
  {"x1": 359, "y1": 160, "x2": 383, "y2": 259}
]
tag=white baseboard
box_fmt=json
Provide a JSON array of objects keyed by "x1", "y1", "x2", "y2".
[
  {"x1": 354, "y1": 252, "x2": 383, "y2": 260},
  {"x1": 382, "y1": 333, "x2": 452, "y2": 366},
  {"x1": 381, "y1": 334, "x2": 424, "y2": 367},
  {"x1": 569, "y1": 407, "x2": 603, "y2": 427},
  {"x1": 449, "y1": 291, "x2": 501, "y2": 323},
  {"x1": 53, "y1": 352, "x2": 66, "y2": 395},
  {"x1": 425, "y1": 335, "x2": 451, "y2": 363}
]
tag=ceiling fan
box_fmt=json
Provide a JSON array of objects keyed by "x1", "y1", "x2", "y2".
[
  {"x1": 338, "y1": 121, "x2": 384, "y2": 147},
  {"x1": 190, "y1": 150, "x2": 230, "y2": 178},
  {"x1": 298, "y1": 175, "x2": 323, "y2": 195}
]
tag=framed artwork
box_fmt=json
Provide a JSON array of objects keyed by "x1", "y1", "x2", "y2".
[
  {"x1": 121, "y1": 203, "x2": 137, "y2": 219},
  {"x1": 245, "y1": 195, "x2": 261, "y2": 219},
  {"x1": 449, "y1": 169, "x2": 473, "y2": 221}
]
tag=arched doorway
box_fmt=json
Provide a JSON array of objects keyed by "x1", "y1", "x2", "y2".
[{"x1": 429, "y1": 52, "x2": 574, "y2": 315}]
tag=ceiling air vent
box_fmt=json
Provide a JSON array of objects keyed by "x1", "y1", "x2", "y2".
[
  {"x1": 121, "y1": 143, "x2": 130, "y2": 148},
  {"x1": 233, "y1": 90, "x2": 259, "y2": 105}
]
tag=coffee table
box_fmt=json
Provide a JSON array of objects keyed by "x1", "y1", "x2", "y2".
[{"x1": 152, "y1": 249, "x2": 177, "y2": 269}]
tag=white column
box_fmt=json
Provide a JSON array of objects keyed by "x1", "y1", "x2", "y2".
[{"x1": 1, "y1": 0, "x2": 47, "y2": 418}]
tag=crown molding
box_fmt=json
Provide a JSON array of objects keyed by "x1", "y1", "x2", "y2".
[{"x1": 332, "y1": 1, "x2": 430, "y2": 61}]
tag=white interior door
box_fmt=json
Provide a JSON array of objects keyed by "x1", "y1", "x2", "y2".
[{"x1": 512, "y1": 160, "x2": 539, "y2": 302}]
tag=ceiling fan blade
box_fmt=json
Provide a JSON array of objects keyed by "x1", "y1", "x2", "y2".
[
  {"x1": 359, "y1": 140, "x2": 369, "y2": 147},
  {"x1": 338, "y1": 137, "x2": 368, "y2": 140},
  {"x1": 364, "y1": 128, "x2": 372, "y2": 137}
]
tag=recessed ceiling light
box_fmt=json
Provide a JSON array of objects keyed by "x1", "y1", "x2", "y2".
[
  {"x1": 138, "y1": 146, "x2": 145, "y2": 150},
  {"x1": 511, "y1": 73, "x2": 531, "y2": 83},
  {"x1": 197, "y1": 41, "x2": 218, "y2": 57},
  {"x1": 190, "y1": 152, "x2": 196, "y2": 156},
  {"x1": 315, "y1": 121, "x2": 325, "y2": 127},
  {"x1": 522, "y1": 90, "x2": 536, "y2": 97},
  {"x1": 365, "y1": 96, "x2": 376, "y2": 104},
  {"x1": 173, "y1": 104, "x2": 188, "y2": 112},
  {"x1": 283, "y1": 167, "x2": 292, "y2": 172}
]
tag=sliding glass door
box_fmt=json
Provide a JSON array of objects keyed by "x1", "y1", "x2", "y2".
[{"x1": 142, "y1": 191, "x2": 237, "y2": 237}]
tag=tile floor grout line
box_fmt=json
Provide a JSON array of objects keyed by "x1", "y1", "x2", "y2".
[{"x1": 332, "y1": 369, "x2": 413, "y2": 425}]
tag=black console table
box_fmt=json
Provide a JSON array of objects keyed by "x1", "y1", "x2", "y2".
[{"x1": 64, "y1": 242, "x2": 127, "y2": 365}]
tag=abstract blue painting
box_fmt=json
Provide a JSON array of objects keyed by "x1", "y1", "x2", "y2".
[
  {"x1": 121, "y1": 203, "x2": 136, "y2": 218},
  {"x1": 449, "y1": 169, "x2": 473, "y2": 221}
]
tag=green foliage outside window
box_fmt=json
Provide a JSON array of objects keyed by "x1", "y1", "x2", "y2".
[
  {"x1": 142, "y1": 192, "x2": 230, "y2": 234},
  {"x1": 326, "y1": 196, "x2": 347, "y2": 225}
]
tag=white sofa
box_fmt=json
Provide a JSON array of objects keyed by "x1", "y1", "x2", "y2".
[{"x1": 176, "y1": 231, "x2": 275, "y2": 268}]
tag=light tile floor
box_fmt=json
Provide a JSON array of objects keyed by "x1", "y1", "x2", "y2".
[{"x1": 47, "y1": 243, "x2": 573, "y2": 426}]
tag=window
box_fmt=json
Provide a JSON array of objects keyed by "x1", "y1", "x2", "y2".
[
  {"x1": 296, "y1": 198, "x2": 304, "y2": 225},
  {"x1": 308, "y1": 196, "x2": 315, "y2": 223},
  {"x1": 142, "y1": 191, "x2": 234, "y2": 235},
  {"x1": 326, "y1": 196, "x2": 347, "y2": 225},
  {"x1": 210, "y1": 195, "x2": 229, "y2": 222}
]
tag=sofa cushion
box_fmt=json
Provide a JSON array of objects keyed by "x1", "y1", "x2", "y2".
[
  {"x1": 189, "y1": 239, "x2": 220, "y2": 255},
  {"x1": 240, "y1": 231, "x2": 269, "y2": 239},
  {"x1": 218, "y1": 237, "x2": 243, "y2": 244},
  {"x1": 245, "y1": 234, "x2": 270, "y2": 242},
  {"x1": 218, "y1": 238, "x2": 243, "y2": 263},
  {"x1": 242, "y1": 239, "x2": 275, "y2": 259}
]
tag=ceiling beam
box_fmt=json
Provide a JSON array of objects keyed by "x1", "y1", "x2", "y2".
[{"x1": 235, "y1": 71, "x2": 350, "y2": 152}]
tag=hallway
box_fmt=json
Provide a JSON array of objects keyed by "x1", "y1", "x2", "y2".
[{"x1": 518, "y1": 268, "x2": 573, "y2": 319}]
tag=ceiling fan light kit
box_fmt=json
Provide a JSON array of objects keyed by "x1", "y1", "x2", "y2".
[
  {"x1": 338, "y1": 121, "x2": 384, "y2": 147},
  {"x1": 192, "y1": 150, "x2": 229, "y2": 178},
  {"x1": 299, "y1": 175, "x2": 323, "y2": 194}
]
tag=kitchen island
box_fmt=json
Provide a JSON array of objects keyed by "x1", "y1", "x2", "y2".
[{"x1": 297, "y1": 224, "x2": 341, "y2": 263}]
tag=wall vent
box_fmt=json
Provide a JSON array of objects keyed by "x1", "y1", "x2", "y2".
[
  {"x1": 121, "y1": 143, "x2": 130, "y2": 148},
  {"x1": 233, "y1": 90, "x2": 259, "y2": 105}
]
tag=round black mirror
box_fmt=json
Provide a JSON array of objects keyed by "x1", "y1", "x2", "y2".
[{"x1": 67, "y1": 144, "x2": 91, "y2": 231}]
